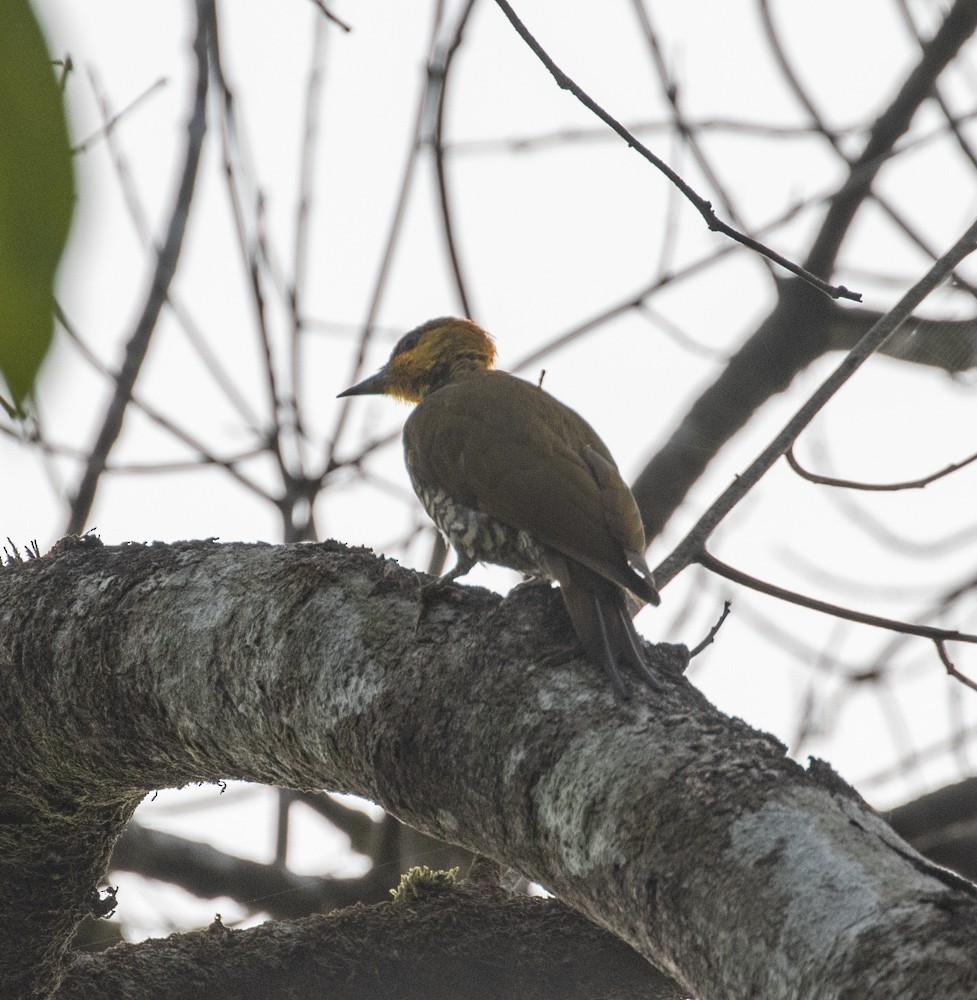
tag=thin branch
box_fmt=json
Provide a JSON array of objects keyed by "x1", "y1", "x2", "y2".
[
  {"x1": 323, "y1": 2, "x2": 448, "y2": 475},
  {"x1": 510, "y1": 188, "x2": 818, "y2": 374},
  {"x1": 698, "y1": 549, "x2": 977, "y2": 649},
  {"x1": 85, "y1": 65, "x2": 262, "y2": 432},
  {"x1": 491, "y1": 0, "x2": 859, "y2": 302},
  {"x1": 249, "y1": 197, "x2": 286, "y2": 474},
  {"x1": 308, "y1": 0, "x2": 352, "y2": 32},
  {"x1": 288, "y1": 12, "x2": 328, "y2": 449},
  {"x1": 759, "y1": 0, "x2": 977, "y2": 301},
  {"x1": 72, "y1": 77, "x2": 169, "y2": 154},
  {"x1": 731, "y1": 599, "x2": 874, "y2": 682},
  {"x1": 849, "y1": 569, "x2": 977, "y2": 683},
  {"x1": 896, "y1": 0, "x2": 977, "y2": 174},
  {"x1": 631, "y1": 0, "x2": 768, "y2": 276},
  {"x1": 101, "y1": 446, "x2": 268, "y2": 475},
  {"x1": 787, "y1": 445, "x2": 977, "y2": 492},
  {"x1": 208, "y1": 18, "x2": 287, "y2": 473},
  {"x1": 428, "y1": 0, "x2": 478, "y2": 319},
  {"x1": 936, "y1": 640, "x2": 977, "y2": 694},
  {"x1": 797, "y1": 0, "x2": 977, "y2": 279},
  {"x1": 654, "y1": 215, "x2": 977, "y2": 589},
  {"x1": 57, "y1": 305, "x2": 273, "y2": 502},
  {"x1": 4, "y1": 422, "x2": 266, "y2": 475},
  {"x1": 627, "y1": 2, "x2": 689, "y2": 283},
  {"x1": 687, "y1": 601, "x2": 731, "y2": 659},
  {"x1": 634, "y1": 302, "x2": 730, "y2": 360},
  {"x1": 444, "y1": 116, "x2": 865, "y2": 154},
  {"x1": 64, "y1": 0, "x2": 211, "y2": 535},
  {"x1": 775, "y1": 543, "x2": 939, "y2": 601},
  {"x1": 757, "y1": 0, "x2": 843, "y2": 143}
]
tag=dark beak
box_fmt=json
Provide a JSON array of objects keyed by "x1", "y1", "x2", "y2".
[{"x1": 337, "y1": 367, "x2": 390, "y2": 398}]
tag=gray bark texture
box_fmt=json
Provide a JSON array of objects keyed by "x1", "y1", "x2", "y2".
[
  {"x1": 1, "y1": 536, "x2": 975, "y2": 999},
  {"x1": 58, "y1": 872, "x2": 680, "y2": 1000}
]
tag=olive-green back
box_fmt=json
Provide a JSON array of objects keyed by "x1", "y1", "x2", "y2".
[{"x1": 404, "y1": 369, "x2": 645, "y2": 592}]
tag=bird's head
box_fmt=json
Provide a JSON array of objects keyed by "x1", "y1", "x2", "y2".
[{"x1": 338, "y1": 317, "x2": 497, "y2": 403}]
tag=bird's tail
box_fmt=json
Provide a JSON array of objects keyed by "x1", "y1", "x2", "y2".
[{"x1": 554, "y1": 560, "x2": 663, "y2": 699}]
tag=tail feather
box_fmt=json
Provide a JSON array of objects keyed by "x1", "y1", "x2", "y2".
[
  {"x1": 551, "y1": 556, "x2": 662, "y2": 699},
  {"x1": 588, "y1": 590, "x2": 627, "y2": 699},
  {"x1": 613, "y1": 602, "x2": 663, "y2": 692}
]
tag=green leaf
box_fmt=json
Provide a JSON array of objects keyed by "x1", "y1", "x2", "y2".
[{"x1": 0, "y1": 0, "x2": 75, "y2": 408}]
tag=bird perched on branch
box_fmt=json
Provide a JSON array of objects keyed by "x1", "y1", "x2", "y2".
[{"x1": 338, "y1": 317, "x2": 661, "y2": 698}]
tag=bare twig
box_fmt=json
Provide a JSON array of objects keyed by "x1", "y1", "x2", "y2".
[
  {"x1": 630, "y1": 1, "x2": 977, "y2": 544},
  {"x1": 688, "y1": 601, "x2": 732, "y2": 659},
  {"x1": 64, "y1": 0, "x2": 211, "y2": 535},
  {"x1": 654, "y1": 215, "x2": 977, "y2": 589},
  {"x1": 445, "y1": 116, "x2": 864, "y2": 155},
  {"x1": 72, "y1": 77, "x2": 169, "y2": 154},
  {"x1": 759, "y1": 0, "x2": 965, "y2": 298},
  {"x1": 634, "y1": 302, "x2": 730, "y2": 360},
  {"x1": 511, "y1": 190, "x2": 817, "y2": 374},
  {"x1": 936, "y1": 640, "x2": 977, "y2": 694},
  {"x1": 57, "y1": 304, "x2": 273, "y2": 501},
  {"x1": 491, "y1": 0, "x2": 860, "y2": 302},
  {"x1": 428, "y1": 0, "x2": 478, "y2": 319},
  {"x1": 698, "y1": 549, "x2": 977, "y2": 650},
  {"x1": 796, "y1": 0, "x2": 977, "y2": 279},
  {"x1": 308, "y1": 0, "x2": 352, "y2": 32},
  {"x1": 630, "y1": 0, "x2": 766, "y2": 276},
  {"x1": 731, "y1": 600, "x2": 871, "y2": 681},
  {"x1": 896, "y1": 0, "x2": 977, "y2": 175},
  {"x1": 324, "y1": 2, "x2": 448, "y2": 475},
  {"x1": 85, "y1": 66, "x2": 262, "y2": 433},
  {"x1": 249, "y1": 197, "x2": 285, "y2": 472},
  {"x1": 209, "y1": 12, "x2": 301, "y2": 527},
  {"x1": 289, "y1": 13, "x2": 328, "y2": 445},
  {"x1": 787, "y1": 445, "x2": 977, "y2": 492}
]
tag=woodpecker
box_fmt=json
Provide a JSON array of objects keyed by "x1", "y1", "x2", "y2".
[{"x1": 338, "y1": 317, "x2": 662, "y2": 698}]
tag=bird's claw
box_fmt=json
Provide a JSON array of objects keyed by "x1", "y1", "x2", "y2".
[{"x1": 414, "y1": 577, "x2": 445, "y2": 634}]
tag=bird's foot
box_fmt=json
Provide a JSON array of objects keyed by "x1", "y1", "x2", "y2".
[
  {"x1": 414, "y1": 576, "x2": 446, "y2": 634},
  {"x1": 613, "y1": 604, "x2": 664, "y2": 694},
  {"x1": 634, "y1": 656, "x2": 665, "y2": 693},
  {"x1": 414, "y1": 554, "x2": 476, "y2": 634}
]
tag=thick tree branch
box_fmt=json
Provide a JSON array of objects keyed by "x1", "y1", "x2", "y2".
[
  {"x1": 829, "y1": 309, "x2": 977, "y2": 374},
  {"x1": 632, "y1": 0, "x2": 977, "y2": 542},
  {"x1": 2, "y1": 538, "x2": 977, "y2": 998},
  {"x1": 59, "y1": 878, "x2": 677, "y2": 1000},
  {"x1": 760, "y1": 0, "x2": 977, "y2": 293},
  {"x1": 654, "y1": 216, "x2": 977, "y2": 584},
  {"x1": 803, "y1": 0, "x2": 977, "y2": 278}
]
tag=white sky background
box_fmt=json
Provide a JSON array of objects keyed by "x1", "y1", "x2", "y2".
[{"x1": 7, "y1": 0, "x2": 977, "y2": 938}]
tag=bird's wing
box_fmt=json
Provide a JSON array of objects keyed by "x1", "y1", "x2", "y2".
[{"x1": 405, "y1": 371, "x2": 652, "y2": 598}]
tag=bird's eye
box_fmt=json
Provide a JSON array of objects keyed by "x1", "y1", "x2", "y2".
[{"x1": 393, "y1": 330, "x2": 422, "y2": 357}]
